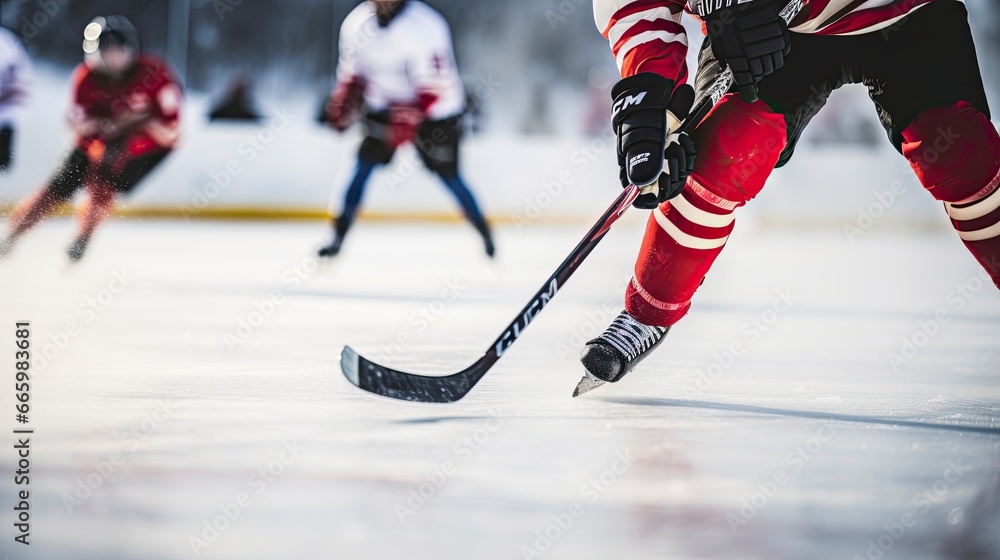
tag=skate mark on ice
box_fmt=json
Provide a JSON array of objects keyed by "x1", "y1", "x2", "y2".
[
  {"x1": 391, "y1": 416, "x2": 500, "y2": 425},
  {"x1": 600, "y1": 396, "x2": 1000, "y2": 436}
]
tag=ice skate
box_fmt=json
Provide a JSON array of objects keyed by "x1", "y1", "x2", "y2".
[
  {"x1": 67, "y1": 236, "x2": 89, "y2": 263},
  {"x1": 575, "y1": 310, "x2": 670, "y2": 397}
]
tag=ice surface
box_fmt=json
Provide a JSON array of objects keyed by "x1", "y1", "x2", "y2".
[{"x1": 0, "y1": 218, "x2": 998, "y2": 560}]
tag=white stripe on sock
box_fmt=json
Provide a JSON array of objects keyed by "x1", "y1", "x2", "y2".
[
  {"x1": 653, "y1": 206, "x2": 729, "y2": 250},
  {"x1": 958, "y1": 221, "x2": 1000, "y2": 242},
  {"x1": 671, "y1": 192, "x2": 735, "y2": 228}
]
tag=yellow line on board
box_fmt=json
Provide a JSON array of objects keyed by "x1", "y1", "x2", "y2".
[{"x1": 0, "y1": 203, "x2": 593, "y2": 225}]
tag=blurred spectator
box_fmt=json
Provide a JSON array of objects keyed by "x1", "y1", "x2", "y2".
[{"x1": 209, "y1": 75, "x2": 263, "y2": 122}]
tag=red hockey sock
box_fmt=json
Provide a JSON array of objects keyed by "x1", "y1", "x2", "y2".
[
  {"x1": 7, "y1": 189, "x2": 63, "y2": 240},
  {"x1": 626, "y1": 179, "x2": 739, "y2": 326},
  {"x1": 902, "y1": 102, "x2": 1000, "y2": 287},
  {"x1": 625, "y1": 96, "x2": 787, "y2": 326}
]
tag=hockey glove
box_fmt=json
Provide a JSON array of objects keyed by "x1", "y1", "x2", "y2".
[
  {"x1": 387, "y1": 104, "x2": 425, "y2": 148},
  {"x1": 702, "y1": 0, "x2": 791, "y2": 103},
  {"x1": 612, "y1": 73, "x2": 696, "y2": 209},
  {"x1": 327, "y1": 78, "x2": 366, "y2": 133},
  {"x1": 387, "y1": 92, "x2": 438, "y2": 148}
]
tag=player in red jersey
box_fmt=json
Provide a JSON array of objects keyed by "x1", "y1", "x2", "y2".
[
  {"x1": 0, "y1": 16, "x2": 182, "y2": 263},
  {"x1": 575, "y1": 0, "x2": 1000, "y2": 394}
]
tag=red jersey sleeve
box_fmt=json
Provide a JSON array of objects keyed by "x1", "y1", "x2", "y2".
[
  {"x1": 593, "y1": 0, "x2": 689, "y2": 84},
  {"x1": 140, "y1": 56, "x2": 183, "y2": 124},
  {"x1": 70, "y1": 64, "x2": 94, "y2": 115}
]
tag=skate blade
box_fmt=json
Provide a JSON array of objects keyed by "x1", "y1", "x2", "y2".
[{"x1": 572, "y1": 372, "x2": 606, "y2": 398}]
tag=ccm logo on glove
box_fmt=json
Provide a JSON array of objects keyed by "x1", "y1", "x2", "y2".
[
  {"x1": 611, "y1": 73, "x2": 696, "y2": 209},
  {"x1": 612, "y1": 91, "x2": 648, "y2": 116}
]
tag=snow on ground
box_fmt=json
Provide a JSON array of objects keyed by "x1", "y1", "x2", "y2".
[{"x1": 0, "y1": 218, "x2": 998, "y2": 560}]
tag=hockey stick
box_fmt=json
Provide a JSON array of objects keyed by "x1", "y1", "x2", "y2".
[
  {"x1": 341, "y1": 184, "x2": 640, "y2": 403},
  {"x1": 339, "y1": 0, "x2": 805, "y2": 403}
]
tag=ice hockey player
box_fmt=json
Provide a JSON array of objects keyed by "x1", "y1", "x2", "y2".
[
  {"x1": 576, "y1": 0, "x2": 1000, "y2": 395},
  {"x1": 318, "y1": 0, "x2": 494, "y2": 258},
  {"x1": 0, "y1": 25, "x2": 31, "y2": 172},
  {"x1": 0, "y1": 16, "x2": 182, "y2": 263}
]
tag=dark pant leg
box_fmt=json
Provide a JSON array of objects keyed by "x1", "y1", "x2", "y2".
[
  {"x1": 697, "y1": 32, "x2": 865, "y2": 168},
  {"x1": 335, "y1": 156, "x2": 380, "y2": 239},
  {"x1": 440, "y1": 174, "x2": 489, "y2": 232},
  {"x1": 854, "y1": 0, "x2": 991, "y2": 150},
  {"x1": 108, "y1": 149, "x2": 172, "y2": 195},
  {"x1": 415, "y1": 117, "x2": 489, "y2": 231}
]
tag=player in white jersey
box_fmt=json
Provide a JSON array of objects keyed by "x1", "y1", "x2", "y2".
[
  {"x1": 318, "y1": 0, "x2": 494, "y2": 258},
  {"x1": 0, "y1": 26, "x2": 31, "y2": 172}
]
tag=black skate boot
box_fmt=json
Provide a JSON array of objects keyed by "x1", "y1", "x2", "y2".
[
  {"x1": 574, "y1": 310, "x2": 670, "y2": 397},
  {"x1": 478, "y1": 223, "x2": 495, "y2": 258},
  {"x1": 67, "y1": 236, "x2": 89, "y2": 263},
  {"x1": 318, "y1": 219, "x2": 349, "y2": 258},
  {"x1": 318, "y1": 235, "x2": 344, "y2": 258}
]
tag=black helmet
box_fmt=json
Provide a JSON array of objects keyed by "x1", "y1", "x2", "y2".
[{"x1": 83, "y1": 15, "x2": 140, "y2": 58}]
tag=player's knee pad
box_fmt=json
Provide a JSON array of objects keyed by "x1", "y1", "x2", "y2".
[
  {"x1": 902, "y1": 101, "x2": 1000, "y2": 204},
  {"x1": 690, "y1": 95, "x2": 788, "y2": 205}
]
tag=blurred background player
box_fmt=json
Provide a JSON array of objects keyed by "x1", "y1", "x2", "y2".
[
  {"x1": 319, "y1": 0, "x2": 494, "y2": 258},
  {"x1": 0, "y1": 16, "x2": 182, "y2": 263},
  {"x1": 576, "y1": 0, "x2": 1000, "y2": 394},
  {"x1": 0, "y1": 24, "x2": 31, "y2": 172}
]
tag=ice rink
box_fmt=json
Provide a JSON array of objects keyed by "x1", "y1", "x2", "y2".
[{"x1": 0, "y1": 217, "x2": 999, "y2": 560}]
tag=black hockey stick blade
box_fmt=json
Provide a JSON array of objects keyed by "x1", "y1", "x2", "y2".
[{"x1": 339, "y1": 185, "x2": 640, "y2": 403}]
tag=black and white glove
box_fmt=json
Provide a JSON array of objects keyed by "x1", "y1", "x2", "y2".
[
  {"x1": 612, "y1": 73, "x2": 696, "y2": 209},
  {"x1": 702, "y1": 0, "x2": 791, "y2": 103}
]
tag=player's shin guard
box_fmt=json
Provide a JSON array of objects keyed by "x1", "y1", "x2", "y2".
[{"x1": 902, "y1": 102, "x2": 1000, "y2": 287}]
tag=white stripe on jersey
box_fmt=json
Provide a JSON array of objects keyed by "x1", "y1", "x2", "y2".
[
  {"x1": 615, "y1": 30, "x2": 689, "y2": 69},
  {"x1": 607, "y1": 7, "x2": 681, "y2": 45},
  {"x1": 785, "y1": 0, "x2": 937, "y2": 35}
]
